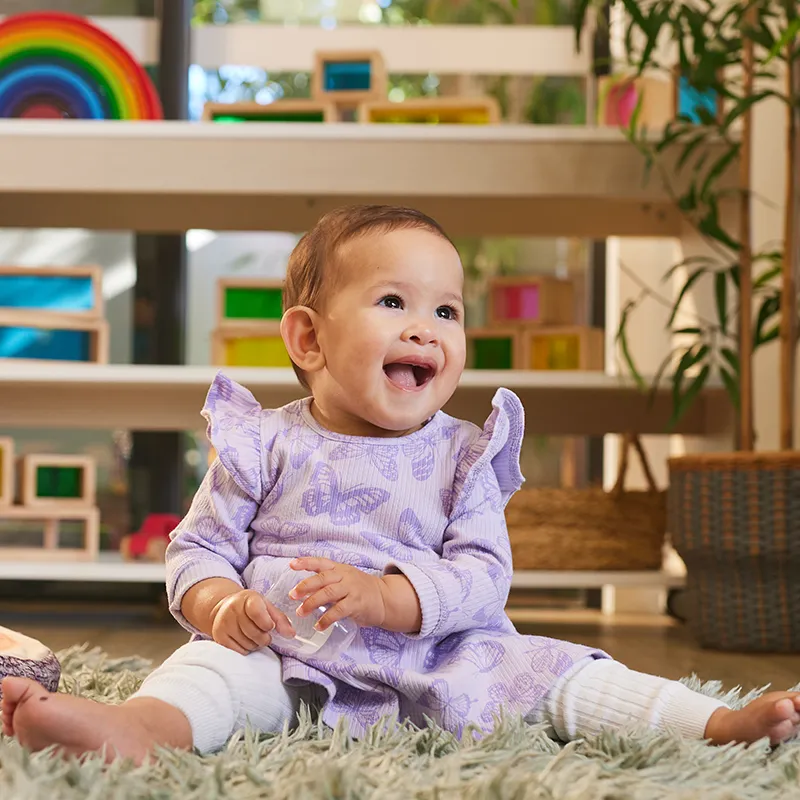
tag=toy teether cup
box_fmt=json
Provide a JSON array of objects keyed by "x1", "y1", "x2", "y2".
[{"x1": 265, "y1": 570, "x2": 357, "y2": 659}]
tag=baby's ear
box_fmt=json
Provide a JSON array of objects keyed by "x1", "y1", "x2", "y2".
[{"x1": 281, "y1": 306, "x2": 325, "y2": 374}]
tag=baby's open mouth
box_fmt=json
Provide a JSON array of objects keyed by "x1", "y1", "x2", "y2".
[{"x1": 383, "y1": 360, "x2": 436, "y2": 391}]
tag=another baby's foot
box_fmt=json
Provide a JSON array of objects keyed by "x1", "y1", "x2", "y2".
[
  {"x1": 705, "y1": 691, "x2": 800, "y2": 746},
  {"x1": 1, "y1": 676, "x2": 161, "y2": 763}
]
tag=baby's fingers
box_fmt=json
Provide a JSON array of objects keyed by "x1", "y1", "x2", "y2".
[
  {"x1": 244, "y1": 593, "x2": 277, "y2": 633},
  {"x1": 266, "y1": 602, "x2": 296, "y2": 639}
]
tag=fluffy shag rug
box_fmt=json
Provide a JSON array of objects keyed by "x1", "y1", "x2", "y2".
[{"x1": 0, "y1": 646, "x2": 799, "y2": 799}]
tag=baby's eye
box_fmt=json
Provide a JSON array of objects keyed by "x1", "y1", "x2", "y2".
[
  {"x1": 436, "y1": 305, "x2": 458, "y2": 321},
  {"x1": 378, "y1": 295, "x2": 403, "y2": 310}
]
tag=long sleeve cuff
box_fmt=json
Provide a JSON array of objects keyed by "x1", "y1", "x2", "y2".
[
  {"x1": 384, "y1": 561, "x2": 443, "y2": 639},
  {"x1": 167, "y1": 555, "x2": 244, "y2": 635}
]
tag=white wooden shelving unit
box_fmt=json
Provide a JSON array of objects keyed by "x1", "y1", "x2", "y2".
[{"x1": 0, "y1": 22, "x2": 736, "y2": 593}]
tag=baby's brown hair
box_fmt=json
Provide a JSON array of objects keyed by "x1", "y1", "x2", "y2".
[{"x1": 283, "y1": 205, "x2": 456, "y2": 389}]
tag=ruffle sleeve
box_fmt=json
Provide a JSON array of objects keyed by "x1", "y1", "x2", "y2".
[
  {"x1": 200, "y1": 372, "x2": 266, "y2": 502},
  {"x1": 451, "y1": 388, "x2": 524, "y2": 517}
]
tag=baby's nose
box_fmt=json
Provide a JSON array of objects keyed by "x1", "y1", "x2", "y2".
[{"x1": 403, "y1": 323, "x2": 438, "y2": 346}]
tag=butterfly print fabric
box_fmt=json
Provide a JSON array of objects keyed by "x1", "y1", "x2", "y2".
[{"x1": 166, "y1": 373, "x2": 607, "y2": 739}]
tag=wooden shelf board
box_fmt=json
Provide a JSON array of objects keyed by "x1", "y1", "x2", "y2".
[
  {"x1": 0, "y1": 121, "x2": 736, "y2": 237},
  {"x1": 0, "y1": 362, "x2": 732, "y2": 436}
]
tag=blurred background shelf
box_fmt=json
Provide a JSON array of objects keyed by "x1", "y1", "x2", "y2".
[
  {"x1": 0, "y1": 551, "x2": 685, "y2": 590},
  {"x1": 0, "y1": 362, "x2": 731, "y2": 435},
  {"x1": 0, "y1": 121, "x2": 734, "y2": 237}
]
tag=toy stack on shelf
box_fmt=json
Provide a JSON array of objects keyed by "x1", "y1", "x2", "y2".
[
  {"x1": 466, "y1": 275, "x2": 604, "y2": 372},
  {"x1": 597, "y1": 69, "x2": 723, "y2": 128},
  {"x1": 0, "y1": 437, "x2": 99, "y2": 561},
  {"x1": 0, "y1": 265, "x2": 108, "y2": 363},
  {"x1": 203, "y1": 49, "x2": 499, "y2": 126},
  {"x1": 211, "y1": 277, "x2": 290, "y2": 367}
]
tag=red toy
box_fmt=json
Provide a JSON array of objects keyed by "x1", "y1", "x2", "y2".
[{"x1": 120, "y1": 513, "x2": 181, "y2": 562}]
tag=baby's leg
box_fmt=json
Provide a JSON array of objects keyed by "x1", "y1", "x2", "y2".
[
  {"x1": 130, "y1": 639, "x2": 305, "y2": 754},
  {"x1": 2, "y1": 640, "x2": 306, "y2": 762},
  {"x1": 530, "y1": 658, "x2": 800, "y2": 745}
]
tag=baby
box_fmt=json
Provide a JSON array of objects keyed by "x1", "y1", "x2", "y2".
[{"x1": 2, "y1": 205, "x2": 798, "y2": 762}]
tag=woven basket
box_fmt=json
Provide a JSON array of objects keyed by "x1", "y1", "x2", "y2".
[
  {"x1": 506, "y1": 434, "x2": 666, "y2": 570},
  {"x1": 669, "y1": 451, "x2": 800, "y2": 652}
]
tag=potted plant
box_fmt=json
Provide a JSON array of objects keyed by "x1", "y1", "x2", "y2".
[{"x1": 573, "y1": 0, "x2": 800, "y2": 650}]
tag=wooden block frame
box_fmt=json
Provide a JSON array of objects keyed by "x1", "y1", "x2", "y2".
[
  {"x1": 202, "y1": 100, "x2": 338, "y2": 124},
  {"x1": 521, "y1": 326, "x2": 605, "y2": 371},
  {"x1": 466, "y1": 328, "x2": 525, "y2": 370},
  {"x1": 487, "y1": 276, "x2": 574, "y2": 327},
  {"x1": 0, "y1": 437, "x2": 12, "y2": 508},
  {"x1": 18, "y1": 454, "x2": 97, "y2": 509},
  {"x1": 597, "y1": 74, "x2": 674, "y2": 129},
  {"x1": 216, "y1": 277, "x2": 285, "y2": 328},
  {"x1": 0, "y1": 265, "x2": 103, "y2": 318},
  {"x1": 358, "y1": 97, "x2": 500, "y2": 125},
  {"x1": 0, "y1": 308, "x2": 109, "y2": 364},
  {"x1": 312, "y1": 50, "x2": 387, "y2": 103},
  {"x1": 0, "y1": 506, "x2": 100, "y2": 562},
  {"x1": 211, "y1": 322, "x2": 292, "y2": 368}
]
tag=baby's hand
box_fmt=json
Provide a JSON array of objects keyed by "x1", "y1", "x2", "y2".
[
  {"x1": 289, "y1": 558, "x2": 387, "y2": 631},
  {"x1": 209, "y1": 589, "x2": 295, "y2": 655}
]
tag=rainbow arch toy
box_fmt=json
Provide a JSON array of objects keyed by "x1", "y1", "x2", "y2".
[{"x1": 0, "y1": 12, "x2": 162, "y2": 120}]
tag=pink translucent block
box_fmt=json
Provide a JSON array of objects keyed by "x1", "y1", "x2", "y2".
[
  {"x1": 493, "y1": 285, "x2": 539, "y2": 321},
  {"x1": 604, "y1": 82, "x2": 639, "y2": 127}
]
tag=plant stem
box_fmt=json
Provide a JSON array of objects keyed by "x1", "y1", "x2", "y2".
[
  {"x1": 738, "y1": 2, "x2": 756, "y2": 451},
  {"x1": 780, "y1": 24, "x2": 800, "y2": 450}
]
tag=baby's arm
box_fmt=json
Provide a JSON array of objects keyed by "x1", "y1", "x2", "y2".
[
  {"x1": 385, "y1": 471, "x2": 513, "y2": 639},
  {"x1": 166, "y1": 458, "x2": 257, "y2": 635}
]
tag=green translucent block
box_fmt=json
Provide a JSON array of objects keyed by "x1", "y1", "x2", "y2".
[
  {"x1": 472, "y1": 337, "x2": 513, "y2": 370},
  {"x1": 212, "y1": 111, "x2": 326, "y2": 123},
  {"x1": 224, "y1": 286, "x2": 283, "y2": 320},
  {"x1": 36, "y1": 466, "x2": 82, "y2": 499}
]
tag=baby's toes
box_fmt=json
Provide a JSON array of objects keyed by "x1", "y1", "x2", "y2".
[{"x1": 768, "y1": 698, "x2": 799, "y2": 744}]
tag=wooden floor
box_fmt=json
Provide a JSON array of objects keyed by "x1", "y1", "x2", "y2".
[{"x1": 6, "y1": 606, "x2": 800, "y2": 692}]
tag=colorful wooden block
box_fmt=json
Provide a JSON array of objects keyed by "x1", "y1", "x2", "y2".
[
  {"x1": 312, "y1": 50, "x2": 387, "y2": 103},
  {"x1": 0, "y1": 506, "x2": 99, "y2": 562},
  {"x1": 523, "y1": 326, "x2": 605, "y2": 371},
  {"x1": 0, "y1": 437, "x2": 12, "y2": 508},
  {"x1": 466, "y1": 329, "x2": 524, "y2": 370},
  {"x1": 211, "y1": 323, "x2": 293, "y2": 368},
  {"x1": 18, "y1": 454, "x2": 96, "y2": 509},
  {"x1": 0, "y1": 309, "x2": 108, "y2": 363},
  {"x1": 359, "y1": 97, "x2": 500, "y2": 125},
  {"x1": 597, "y1": 75, "x2": 674, "y2": 129},
  {"x1": 217, "y1": 278, "x2": 284, "y2": 326},
  {"x1": 0, "y1": 265, "x2": 103, "y2": 318},
  {"x1": 202, "y1": 100, "x2": 337, "y2": 124},
  {"x1": 674, "y1": 73, "x2": 723, "y2": 124},
  {"x1": 487, "y1": 277, "x2": 574, "y2": 327}
]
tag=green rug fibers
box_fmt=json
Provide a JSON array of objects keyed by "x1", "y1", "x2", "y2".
[{"x1": 1, "y1": 645, "x2": 799, "y2": 799}]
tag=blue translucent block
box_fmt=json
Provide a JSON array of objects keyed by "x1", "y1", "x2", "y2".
[
  {"x1": 678, "y1": 75, "x2": 718, "y2": 124},
  {"x1": 0, "y1": 326, "x2": 91, "y2": 361},
  {"x1": 323, "y1": 61, "x2": 371, "y2": 92},
  {"x1": 0, "y1": 275, "x2": 94, "y2": 312}
]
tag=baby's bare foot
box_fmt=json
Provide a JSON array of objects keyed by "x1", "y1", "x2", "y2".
[
  {"x1": 705, "y1": 691, "x2": 800, "y2": 746},
  {"x1": 1, "y1": 676, "x2": 191, "y2": 763}
]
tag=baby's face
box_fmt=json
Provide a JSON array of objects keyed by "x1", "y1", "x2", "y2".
[{"x1": 313, "y1": 228, "x2": 466, "y2": 436}]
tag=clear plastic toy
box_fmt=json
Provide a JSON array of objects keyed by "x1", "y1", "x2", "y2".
[{"x1": 264, "y1": 569, "x2": 357, "y2": 659}]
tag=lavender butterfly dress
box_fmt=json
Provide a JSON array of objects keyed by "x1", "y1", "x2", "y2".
[{"x1": 166, "y1": 373, "x2": 607, "y2": 737}]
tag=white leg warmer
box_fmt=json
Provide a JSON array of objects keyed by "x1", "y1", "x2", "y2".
[
  {"x1": 530, "y1": 658, "x2": 727, "y2": 742},
  {"x1": 130, "y1": 640, "x2": 308, "y2": 754}
]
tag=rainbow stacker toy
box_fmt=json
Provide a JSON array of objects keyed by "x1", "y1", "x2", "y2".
[{"x1": 0, "y1": 11, "x2": 162, "y2": 119}]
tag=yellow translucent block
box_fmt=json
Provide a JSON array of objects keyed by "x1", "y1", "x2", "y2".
[
  {"x1": 224, "y1": 336, "x2": 292, "y2": 367},
  {"x1": 530, "y1": 335, "x2": 580, "y2": 370},
  {"x1": 370, "y1": 109, "x2": 492, "y2": 124}
]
